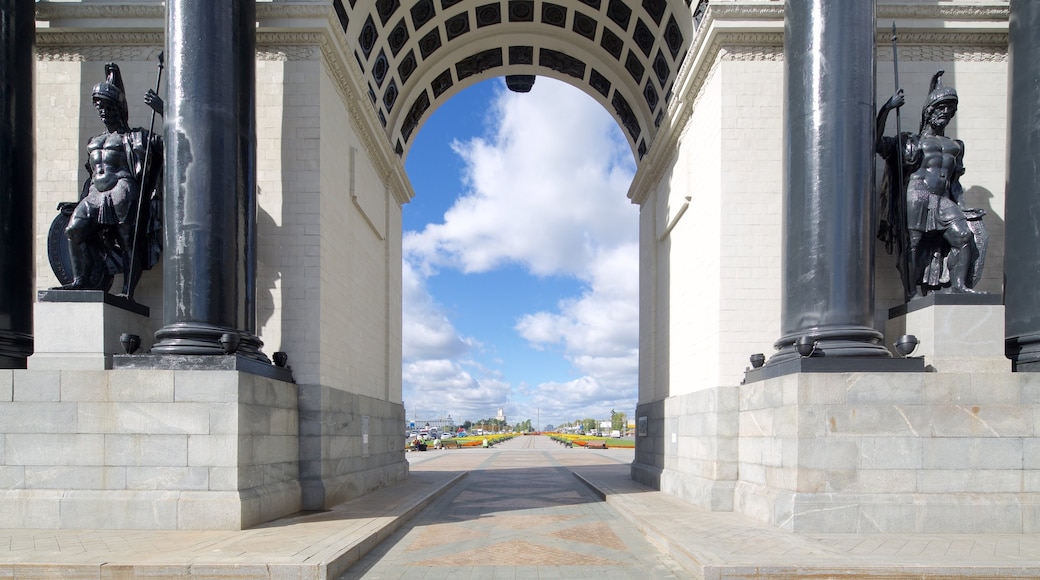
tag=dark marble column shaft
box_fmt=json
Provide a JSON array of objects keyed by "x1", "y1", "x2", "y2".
[
  {"x1": 153, "y1": 0, "x2": 266, "y2": 360},
  {"x1": 769, "y1": 0, "x2": 890, "y2": 364},
  {"x1": 0, "y1": 0, "x2": 35, "y2": 368},
  {"x1": 1005, "y1": 0, "x2": 1040, "y2": 371}
]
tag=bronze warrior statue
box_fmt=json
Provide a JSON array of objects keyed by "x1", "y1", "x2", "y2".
[
  {"x1": 51, "y1": 62, "x2": 164, "y2": 299},
  {"x1": 876, "y1": 70, "x2": 987, "y2": 299}
]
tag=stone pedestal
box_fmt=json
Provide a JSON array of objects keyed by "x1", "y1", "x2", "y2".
[
  {"x1": 29, "y1": 290, "x2": 152, "y2": 371},
  {"x1": 886, "y1": 294, "x2": 1010, "y2": 373},
  {"x1": 734, "y1": 371, "x2": 1040, "y2": 533},
  {"x1": 0, "y1": 367, "x2": 300, "y2": 530}
]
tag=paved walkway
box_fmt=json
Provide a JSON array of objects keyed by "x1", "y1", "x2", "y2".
[
  {"x1": 341, "y1": 435, "x2": 687, "y2": 579},
  {"x1": 0, "y1": 435, "x2": 1039, "y2": 579}
]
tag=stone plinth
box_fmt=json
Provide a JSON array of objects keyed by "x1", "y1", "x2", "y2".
[
  {"x1": 0, "y1": 368, "x2": 300, "y2": 530},
  {"x1": 886, "y1": 293, "x2": 1010, "y2": 373},
  {"x1": 734, "y1": 370, "x2": 1040, "y2": 533},
  {"x1": 30, "y1": 290, "x2": 152, "y2": 371}
]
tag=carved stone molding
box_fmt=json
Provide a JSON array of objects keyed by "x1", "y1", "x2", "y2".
[
  {"x1": 878, "y1": 44, "x2": 1007, "y2": 63},
  {"x1": 721, "y1": 45, "x2": 784, "y2": 62},
  {"x1": 257, "y1": 32, "x2": 324, "y2": 62},
  {"x1": 257, "y1": 47, "x2": 322, "y2": 62},
  {"x1": 37, "y1": 44, "x2": 162, "y2": 62}
]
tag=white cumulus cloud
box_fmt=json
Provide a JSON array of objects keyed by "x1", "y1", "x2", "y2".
[{"x1": 402, "y1": 77, "x2": 639, "y2": 426}]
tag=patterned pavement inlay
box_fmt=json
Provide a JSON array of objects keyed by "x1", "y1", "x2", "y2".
[{"x1": 410, "y1": 539, "x2": 624, "y2": 567}]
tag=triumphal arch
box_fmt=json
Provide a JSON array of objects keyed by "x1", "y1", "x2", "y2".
[{"x1": 2, "y1": 0, "x2": 1040, "y2": 535}]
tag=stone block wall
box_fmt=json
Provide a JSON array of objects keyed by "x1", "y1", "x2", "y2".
[
  {"x1": 0, "y1": 368, "x2": 300, "y2": 530},
  {"x1": 633, "y1": 386, "x2": 739, "y2": 512},
  {"x1": 733, "y1": 371, "x2": 1040, "y2": 533},
  {"x1": 299, "y1": 384, "x2": 407, "y2": 510}
]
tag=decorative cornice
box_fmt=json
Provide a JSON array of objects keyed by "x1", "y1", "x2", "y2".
[
  {"x1": 34, "y1": 1, "x2": 338, "y2": 21},
  {"x1": 35, "y1": 2, "x2": 163, "y2": 20},
  {"x1": 877, "y1": 43, "x2": 1007, "y2": 63},
  {"x1": 703, "y1": 3, "x2": 785, "y2": 22},
  {"x1": 256, "y1": 3, "x2": 336, "y2": 20},
  {"x1": 37, "y1": 44, "x2": 163, "y2": 62},
  {"x1": 683, "y1": 2, "x2": 1009, "y2": 22},
  {"x1": 878, "y1": 32, "x2": 1008, "y2": 47},
  {"x1": 37, "y1": 32, "x2": 163, "y2": 47},
  {"x1": 877, "y1": 3, "x2": 1009, "y2": 20},
  {"x1": 257, "y1": 45, "x2": 322, "y2": 62},
  {"x1": 256, "y1": 32, "x2": 324, "y2": 61},
  {"x1": 33, "y1": 1, "x2": 1006, "y2": 25}
]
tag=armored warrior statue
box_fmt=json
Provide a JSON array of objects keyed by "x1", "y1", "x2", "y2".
[
  {"x1": 50, "y1": 62, "x2": 164, "y2": 299},
  {"x1": 876, "y1": 70, "x2": 987, "y2": 299}
]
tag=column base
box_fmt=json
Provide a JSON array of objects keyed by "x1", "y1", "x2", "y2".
[
  {"x1": 767, "y1": 325, "x2": 893, "y2": 368},
  {"x1": 152, "y1": 322, "x2": 271, "y2": 364},
  {"x1": 112, "y1": 352, "x2": 293, "y2": 383},
  {"x1": 0, "y1": 330, "x2": 32, "y2": 369},
  {"x1": 1008, "y1": 329, "x2": 1040, "y2": 371}
]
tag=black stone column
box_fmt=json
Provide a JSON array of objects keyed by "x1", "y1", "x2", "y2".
[
  {"x1": 1005, "y1": 0, "x2": 1040, "y2": 371},
  {"x1": 152, "y1": 1, "x2": 267, "y2": 361},
  {"x1": 768, "y1": 0, "x2": 891, "y2": 365},
  {"x1": 0, "y1": 0, "x2": 35, "y2": 368}
]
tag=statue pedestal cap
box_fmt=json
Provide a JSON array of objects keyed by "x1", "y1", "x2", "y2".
[
  {"x1": 886, "y1": 293, "x2": 1010, "y2": 373},
  {"x1": 29, "y1": 290, "x2": 152, "y2": 370}
]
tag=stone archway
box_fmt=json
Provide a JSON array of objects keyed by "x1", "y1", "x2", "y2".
[{"x1": 12, "y1": 0, "x2": 1030, "y2": 536}]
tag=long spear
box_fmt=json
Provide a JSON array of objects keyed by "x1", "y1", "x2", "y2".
[
  {"x1": 126, "y1": 51, "x2": 164, "y2": 299},
  {"x1": 890, "y1": 23, "x2": 912, "y2": 300}
]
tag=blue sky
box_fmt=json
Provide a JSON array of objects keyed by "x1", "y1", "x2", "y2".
[{"x1": 401, "y1": 76, "x2": 639, "y2": 430}]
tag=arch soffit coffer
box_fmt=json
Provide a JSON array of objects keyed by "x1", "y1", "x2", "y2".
[{"x1": 336, "y1": 0, "x2": 700, "y2": 161}]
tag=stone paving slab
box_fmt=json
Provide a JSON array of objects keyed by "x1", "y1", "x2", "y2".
[
  {"x1": 0, "y1": 468, "x2": 464, "y2": 580},
  {"x1": 570, "y1": 460, "x2": 1040, "y2": 579}
]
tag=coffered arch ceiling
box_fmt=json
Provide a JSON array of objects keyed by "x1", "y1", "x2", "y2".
[{"x1": 333, "y1": 0, "x2": 701, "y2": 161}]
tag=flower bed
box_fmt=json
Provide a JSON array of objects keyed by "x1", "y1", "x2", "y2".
[{"x1": 549, "y1": 433, "x2": 634, "y2": 449}]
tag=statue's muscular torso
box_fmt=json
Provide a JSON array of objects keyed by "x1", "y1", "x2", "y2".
[
  {"x1": 87, "y1": 130, "x2": 135, "y2": 192},
  {"x1": 909, "y1": 134, "x2": 963, "y2": 198}
]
